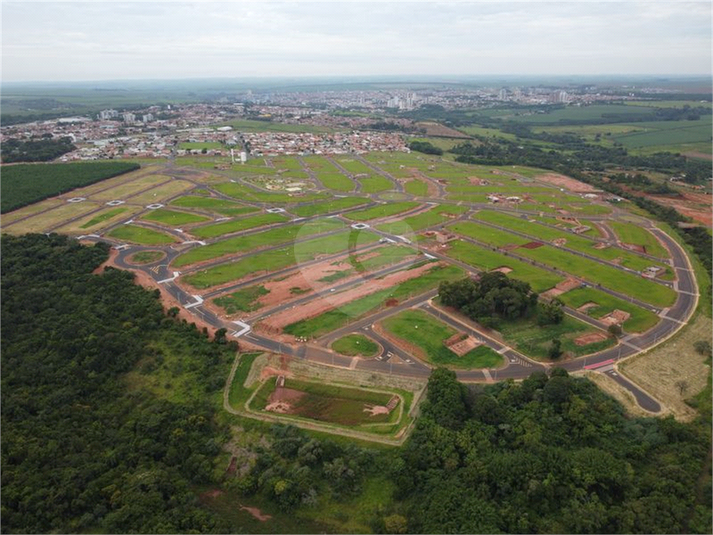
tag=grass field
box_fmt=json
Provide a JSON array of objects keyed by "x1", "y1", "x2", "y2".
[
  {"x1": 79, "y1": 207, "x2": 127, "y2": 229},
  {"x1": 128, "y1": 251, "x2": 166, "y2": 265},
  {"x1": 90, "y1": 174, "x2": 171, "y2": 201},
  {"x1": 496, "y1": 313, "x2": 616, "y2": 360},
  {"x1": 331, "y1": 334, "x2": 380, "y2": 357},
  {"x1": 213, "y1": 285, "x2": 269, "y2": 314},
  {"x1": 558, "y1": 287, "x2": 660, "y2": 333},
  {"x1": 472, "y1": 211, "x2": 671, "y2": 274},
  {"x1": 0, "y1": 161, "x2": 139, "y2": 213},
  {"x1": 107, "y1": 224, "x2": 177, "y2": 245},
  {"x1": 169, "y1": 195, "x2": 259, "y2": 216},
  {"x1": 609, "y1": 221, "x2": 670, "y2": 258},
  {"x1": 215, "y1": 181, "x2": 329, "y2": 204},
  {"x1": 284, "y1": 264, "x2": 464, "y2": 338},
  {"x1": 173, "y1": 218, "x2": 344, "y2": 267},
  {"x1": 183, "y1": 230, "x2": 379, "y2": 289},
  {"x1": 358, "y1": 176, "x2": 393, "y2": 193},
  {"x1": 190, "y1": 212, "x2": 288, "y2": 239},
  {"x1": 3, "y1": 201, "x2": 101, "y2": 234},
  {"x1": 346, "y1": 202, "x2": 420, "y2": 221},
  {"x1": 128, "y1": 179, "x2": 194, "y2": 204},
  {"x1": 250, "y1": 378, "x2": 397, "y2": 426},
  {"x1": 381, "y1": 309, "x2": 503, "y2": 368},
  {"x1": 405, "y1": 179, "x2": 429, "y2": 196},
  {"x1": 376, "y1": 204, "x2": 468, "y2": 234},
  {"x1": 291, "y1": 197, "x2": 369, "y2": 217},
  {"x1": 444, "y1": 239, "x2": 563, "y2": 292},
  {"x1": 140, "y1": 208, "x2": 210, "y2": 227},
  {"x1": 449, "y1": 221, "x2": 676, "y2": 306}
]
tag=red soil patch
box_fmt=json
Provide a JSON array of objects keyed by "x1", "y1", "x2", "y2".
[
  {"x1": 536, "y1": 173, "x2": 599, "y2": 193},
  {"x1": 683, "y1": 151, "x2": 712, "y2": 161},
  {"x1": 385, "y1": 298, "x2": 399, "y2": 306},
  {"x1": 416, "y1": 122, "x2": 471, "y2": 139},
  {"x1": 541, "y1": 277, "x2": 581, "y2": 300},
  {"x1": 574, "y1": 332, "x2": 609, "y2": 346},
  {"x1": 520, "y1": 241, "x2": 544, "y2": 249},
  {"x1": 260, "y1": 262, "x2": 440, "y2": 331},
  {"x1": 491, "y1": 266, "x2": 513, "y2": 274},
  {"x1": 239, "y1": 505, "x2": 272, "y2": 522},
  {"x1": 620, "y1": 242, "x2": 646, "y2": 254},
  {"x1": 500, "y1": 243, "x2": 521, "y2": 251},
  {"x1": 643, "y1": 191, "x2": 712, "y2": 227}
]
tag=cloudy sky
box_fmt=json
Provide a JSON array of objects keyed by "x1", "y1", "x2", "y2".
[{"x1": 2, "y1": 1, "x2": 711, "y2": 82}]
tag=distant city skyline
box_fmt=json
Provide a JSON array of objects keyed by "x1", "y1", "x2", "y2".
[{"x1": 2, "y1": 1, "x2": 711, "y2": 82}]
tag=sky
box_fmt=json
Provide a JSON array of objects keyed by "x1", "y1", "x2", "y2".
[{"x1": 2, "y1": 1, "x2": 711, "y2": 82}]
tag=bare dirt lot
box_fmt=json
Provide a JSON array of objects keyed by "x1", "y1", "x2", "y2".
[
  {"x1": 574, "y1": 332, "x2": 609, "y2": 346},
  {"x1": 645, "y1": 191, "x2": 712, "y2": 227},
  {"x1": 535, "y1": 173, "x2": 599, "y2": 193},
  {"x1": 259, "y1": 262, "x2": 439, "y2": 331},
  {"x1": 619, "y1": 313, "x2": 712, "y2": 421}
]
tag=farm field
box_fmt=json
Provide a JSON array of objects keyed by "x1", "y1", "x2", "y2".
[
  {"x1": 172, "y1": 218, "x2": 345, "y2": 267},
  {"x1": 55, "y1": 205, "x2": 143, "y2": 234},
  {"x1": 190, "y1": 212, "x2": 288, "y2": 239},
  {"x1": 559, "y1": 287, "x2": 660, "y2": 333},
  {"x1": 0, "y1": 161, "x2": 139, "y2": 213},
  {"x1": 107, "y1": 224, "x2": 177, "y2": 245},
  {"x1": 381, "y1": 309, "x2": 503, "y2": 369}
]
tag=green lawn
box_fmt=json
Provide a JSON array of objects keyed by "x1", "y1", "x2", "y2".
[
  {"x1": 172, "y1": 218, "x2": 344, "y2": 267},
  {"x1": 331, "y1": 334, "x2": 380, "y2": 357},
  {"x1": 315, "y1": 172, "x2": 355, "y2": 192},
  {"x1": 283, "y1": 264, "x2": 464, "y2": 338},
  {"x1": 405, "y1": 179, "x2": 429, "y2": 196},
  {"x1": 381, "y1": 309, "x2": 502, "y2": 369},
  {"x1": 191, "y1": 212, "x2": 288, "y2": 239},
  {"x1": 376, "y1": 204, "x2": 468, "y2": 234},
  {"x1": 215, "y1": 182, "x2": 329, "y2": 204},
  {"x1": 346, "y1": 202, "x2": 421, "y2": 221},
  {"x1": 79, "y1": 207, "x2": 127, "y2": 229},
  {"x1": 128, "y1": 251, "x2": 165, "y2": 265},
  {"x1": 213, "y1": 285, "x2": 269, "y2": 314},
  {"x1": 169, "y1": 195, "x2": 259, "y2": 217},
  {"x1": 496, "y1": 314, "x2": 615, "y2": 360},
  {"x1": 107, "y1": 224, "x2": 176, "y2": 245},
  {"x1": 358, "y1": 176, "x2": 393, "y2": 193},
  {"x1": 472, "y1": 211, "x2": 670, "y2": 274},
  {"x1": 609, "y1": 221, "x2": 670, "y2": 258},
  {"x1": 450, "y1": 221, "x2": 676, "y2": 307},
  {"x1": 183, "y1": 230, "x2": 379, "y2": 289},
  {"x1": 291, "y1": 197, "x2": 369, "y2": 217},
  {"x1": 558, "y1": 287, "x2": 660, "y2": 333},
  {"x1": 221, "y1": 118, "x2": 337, "y2": 134},
  {"x1": 141, "y1": 208, "x2": 210, "y2": 226},
  {"x1": 444, "y1": 239, "x2": 563, "y2": 292}
]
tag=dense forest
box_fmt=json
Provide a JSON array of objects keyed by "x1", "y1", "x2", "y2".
[
  {"x1": 1, "y1": 161, "x2": 140, "y2": 213},
  {"x1": 1, "y1": 234, "x2": 235, "y2": 533}
]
